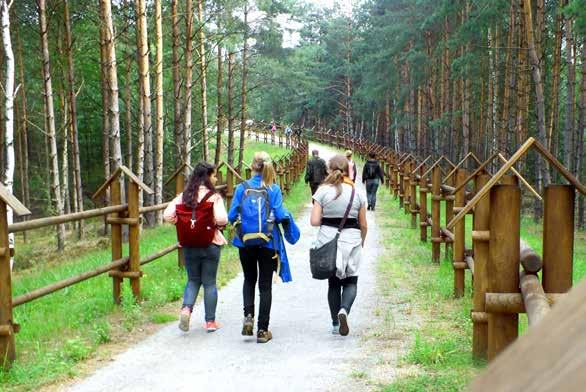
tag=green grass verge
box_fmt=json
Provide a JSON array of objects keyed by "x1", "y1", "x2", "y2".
[
  {"x1": 1, "y1": 145, "x2": 309, "y2": 391},
  {"x1": 373, "y1": 184, "x2": 585, "y2": 391}
]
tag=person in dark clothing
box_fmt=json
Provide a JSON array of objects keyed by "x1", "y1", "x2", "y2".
[
  {"x1": 362, "y1": 152, "x2": 384, "y2": 210},
  {"x1": 305, "y1": 149, "x2": 328, "y2": 195}
]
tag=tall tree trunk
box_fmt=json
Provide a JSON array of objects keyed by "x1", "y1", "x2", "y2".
[
  {"x1": 183, "y1": 0, "x2": 194, "y2": 164},
  {"x1": 171, "y1": 0, "x2": 183, "y2": 163},
  {"x1": 577, "y1": 39, "x2": 585, "y2": 228},
  {"x1": 101, "y1": 0, "x2": 124, "y2": 183},
  {"x1": 1, "y1": 0, "x2": 15, "y2": 266},
  {"x1": 238, "y1": 4, "x2": 249, "y2": 172},
  {"x1": 501, "y1": 1, "x2": 516, "y2": 153},
  {"x1": 563, "y1": 12, "x2": 575, "y2": 172},
  {"x1": 39, "y1": 0, "x2": 65, "y2": 250},
  {"x1": 124, "y1": 53, "x2": 133, "y2": 170},
  {"x1": 197, "y1": 0, "x2": 208, "y2": 161},
  {"x1": 548, "y1": 1, "x2": 563, "y2": 152},
  {"x1": 59, "y1": 95, "x2": 71, "y2": 217},
  {"x1": 154, "y1": 0, "x2": 164, "y2": 224},
  {"x1": 522, "y1": 0, "x2": 550, "y2": 223},
  {"x1": 15, "y1": 24, "x2": 29, "y2": 240},
  {"x1": 63, "y1": 0, "x2": 84, "y2": 238},
  {"x1": 135, "y1": 0, "x2": 153, "y2": 222},
  {"x1": 214, "y1": 45, "x2": 223, "y2": 166},
  {"x1": 99, "y1": 9, "x2": 110, "y2": 211},
  {"x1": 227, "y1": 52, "x2": 235, "y2": 167}
]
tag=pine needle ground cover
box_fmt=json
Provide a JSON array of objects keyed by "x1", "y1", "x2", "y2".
[{"x1": 1, "y1": 147, "x2": 309, "y2": 391}]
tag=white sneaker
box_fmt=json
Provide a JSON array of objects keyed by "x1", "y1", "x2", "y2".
[
  {"x1": 332, "y1": 325, "x2": 340, "y2": 335},
  {"x1": 337, "y1": 309, "x2": 349, "y2": 336}
]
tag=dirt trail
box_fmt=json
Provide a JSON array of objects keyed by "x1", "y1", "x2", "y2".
[{"x1": 68, "y1": 144, "x2": 406, "y2": 392}]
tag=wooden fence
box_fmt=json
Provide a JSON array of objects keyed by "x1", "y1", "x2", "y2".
[
  {"x1": 314, "y1": 130, "x2": 585, "y2": 364},
  {"x1": 0, "y1": 134, "x2": 307, "y2": 367}
]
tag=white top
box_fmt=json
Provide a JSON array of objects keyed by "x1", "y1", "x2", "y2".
[{"x1": 312, "y1": 182, "x2": 366, "y2": 279}]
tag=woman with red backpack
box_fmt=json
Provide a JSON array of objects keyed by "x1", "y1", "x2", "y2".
[{"x1": 163, "y1": 162, "x2": 227, "y2": 333}]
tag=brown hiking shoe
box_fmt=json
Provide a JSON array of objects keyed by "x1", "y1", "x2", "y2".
[{"x1": 257, "y1": 329, "x2": 272, "y2": 343}]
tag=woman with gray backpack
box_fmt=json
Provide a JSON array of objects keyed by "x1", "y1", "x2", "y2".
[
  {"x1": 228, "y1": 151, "x2": 298, "y2": 344},
  {"x1": 310, "y1": 154, "x2": 368, "y2": 336}
]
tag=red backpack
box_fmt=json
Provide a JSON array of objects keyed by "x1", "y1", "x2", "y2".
[{"x1": 175, "y1": 191, "x2": 216, "y2": 248}]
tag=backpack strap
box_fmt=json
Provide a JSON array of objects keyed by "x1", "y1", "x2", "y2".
[{"x1": 200, "y1": 190, "x2": 215, "y2": 204}]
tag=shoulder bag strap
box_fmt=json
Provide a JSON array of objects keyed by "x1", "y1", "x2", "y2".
[{"x1": 337, "y1": 186, "x2": 356, "y2": 234}]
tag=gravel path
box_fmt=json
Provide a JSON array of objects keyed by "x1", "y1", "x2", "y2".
[{"x1": 69, "y1": 144, "x2": 383, "y2": 392}]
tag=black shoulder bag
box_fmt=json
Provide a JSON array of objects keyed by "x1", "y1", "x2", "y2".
[{"x1": 309, "y1": 187, "x2": 356, "y2": 280}]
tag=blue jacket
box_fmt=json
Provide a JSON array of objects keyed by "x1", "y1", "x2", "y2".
[
  {"x1": 228, "y1": 174, "x2": 289, "y2": 250},
  {"x1": 274, "y1": 211, "x2": 300, "y2": 282}
]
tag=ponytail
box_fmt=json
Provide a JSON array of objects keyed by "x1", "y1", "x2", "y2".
[
  {"x1": 321, "y1": 155, "x2": 349, "y2": 199},
  {"x1": 251, "y1": 151, "x2": 276, "y2": 187}
]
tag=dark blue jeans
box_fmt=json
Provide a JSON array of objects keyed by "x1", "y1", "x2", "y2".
[
  {"x1": 183, "y1": 245, "x2": 221, "y2": 322},
  {"x1": 366, "y1": 179, "x2": 380, "y2": 208}
]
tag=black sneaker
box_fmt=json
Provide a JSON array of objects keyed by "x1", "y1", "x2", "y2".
[
  {"x1": 338, "y1": 309, "x2": 349, "y2": 336},
  {"x1": 241, "y1": 314, "x2": 254, "y2": 336},
  {"x1": 257, "y1": 329, "x2": 272, "y2": 343}
]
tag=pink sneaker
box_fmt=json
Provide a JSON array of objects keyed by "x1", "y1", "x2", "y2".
[
  {"x1": 179, "y1": 307, "x2": 191, "y2": 332},
  {"x1": 206, "y1": 321, "x2": 220, "y2": 333}
]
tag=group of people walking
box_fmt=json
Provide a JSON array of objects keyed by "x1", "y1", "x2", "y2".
[{"x1": 163, "y1": 145, "x2": 384, "y2": 343}]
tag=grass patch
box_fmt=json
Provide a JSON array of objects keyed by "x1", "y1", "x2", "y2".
[{"x1": 1, "y1": 142, "x2": 309, "y2": 391}]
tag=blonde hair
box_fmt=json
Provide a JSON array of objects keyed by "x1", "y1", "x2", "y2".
[
  {"x1": 322, "y1": 154, "x2": 349, "y2": 199},
  {"x1": 251, "y1": 151, "x2": 276, "y2": 187}
]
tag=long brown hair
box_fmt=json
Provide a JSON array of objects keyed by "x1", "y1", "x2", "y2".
[
  {"x1": 251, "y1": 151, "x2": 276, "y2": 187},
  {"x1": 182, "y1": 162, "x2": 216, "y2": 208},
  {"x1": 321, "y1": 154, "x2": 349, "y2": 199}
]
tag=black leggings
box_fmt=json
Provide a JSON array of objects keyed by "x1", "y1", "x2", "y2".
[
  {"x1": 328, "y1": 276, "x2": 358, "y2": 325},
  {"x1": 239, "y1": 247, "x2": 276, "y2": 330}
]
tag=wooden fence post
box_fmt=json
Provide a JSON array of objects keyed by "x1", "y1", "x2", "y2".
[
  {"x1": 392, "y1": 157, "x2": 399, "y2": 198},
  {"x1": 404, "y1": 161, "x2": 412, "y2": 215},
  {"x1": 0, "y1": 202, "x2": 15, "y2": 366},
  {"x1": 398, "y1": 163, "x2": 405, "y2": 208},
  {"x1": 471, "y1": 173, "x2": 490, "y2": 360},
  {"x1": 487, "y1": 184, "x2": 520, "y2": 360},
  {"x1": 444, "y1": 176, "x2": 455, "y2": 258},
  {"x1": 453, "y1": 169, "x2": 467, "y2": 298},
  {"x1": 431, "y1": 165, "x2": 441, "y2": 263},
  {"x1": 128, "y1": 181, "x2": 141, "y2": 300},
  {"x1": 226, "y1": 170, "x2": 234, "y2": 209},
  {"x1": 542, "y1": 185, "x2": 574, "y2": 293},
  {"x1": 410, "y1": 165, "x2": 418, "y2": 229},
  {"x1": 419, "y1": 167, "x2": 428, "y2": 242},
  {"x1": 110, "y1": 179, "x2": 123, "y2": 304}
]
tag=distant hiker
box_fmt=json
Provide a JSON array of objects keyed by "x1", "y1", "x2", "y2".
[
  {"x1": 362, "y1": 152, "x2": 385, "y2": 211},
  {"x1": 284, "y1": 125, "x2": 292, "y2": 137},
  {"x1": 345, "y1": 150, "x2": 357, "y2": 183},
  {"x1": 310, "y1": 155, "x2": 368, "y2": 336},
  {"x1": 228, "y1": 151, "x2": 299, "y2": 344},
  {"x1": 305, "y1": 149, "x2": 328, "y2": 195},
  {"x1": 271, "y1": 121, "x2": 277, "y2": 133},
  {"x1": 164, "y1": 162, "x2": 227, "y2": 333}
]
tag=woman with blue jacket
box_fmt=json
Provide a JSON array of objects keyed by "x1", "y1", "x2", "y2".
[{"x1": 228, "y1": 151, "x2": 297, "y2": 343}]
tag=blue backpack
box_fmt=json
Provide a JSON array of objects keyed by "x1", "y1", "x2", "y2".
[{"x1": 237, "y1": 181, "x2": 274, "y2": 247}]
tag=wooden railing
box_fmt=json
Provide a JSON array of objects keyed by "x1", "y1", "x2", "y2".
[
  {"x1": 0, "y1": 135, "x2": 308, "y2": 367},
  {"x1": 314, "y1": 130, "x2": 585, "y2": 364}
]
